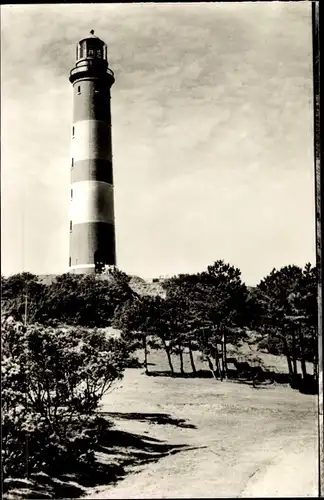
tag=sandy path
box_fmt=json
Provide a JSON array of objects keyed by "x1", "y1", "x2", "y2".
[
  {"x1": 83, "y1": 370, "x2": 318, "y2": 498},
  {"x1": 85, "y1": 430, "x2": 317, "y2": 498},
  {"x1": 240, "y1": 447, "x2": 318, "y2": 497}
]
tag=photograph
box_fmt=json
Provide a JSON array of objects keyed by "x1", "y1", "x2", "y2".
[{"x1": 1, "y1": 2, "x2": 320, "y2": 498}]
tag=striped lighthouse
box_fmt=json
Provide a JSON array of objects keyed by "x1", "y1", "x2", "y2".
[{"x1": 68, "y1": 30, "x2": 116, "y2": 274}]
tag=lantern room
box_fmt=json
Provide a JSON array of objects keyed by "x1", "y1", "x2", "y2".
[
  {"x1": 76, "y1": 30, "x2": 107, "y2": 62},
  {"x1": 69, "y1": 29, "x2": 114, "y2": 85}
]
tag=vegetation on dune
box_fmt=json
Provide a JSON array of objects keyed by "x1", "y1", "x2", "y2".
[
  {"x1": 113, "y1": 295, "x2": 164, "y2": 374},
  {"x1": 1, "y1": 268, "x2": 135, "y2": 327},
  {"x1": 1, "y1": 261, "x2": 317, "y2": 385},
  {"x1": 0, "y1": 260, "x2": 318, "y2": 497},
  {"x1": 1, "y1": 317, "x2": 129, "y2": 485},
  {"x1": 113, "y1": 260, "x2": 317, "y2": 389},
  {"x1": 253, "y1": 263, "x2": 318, "y2": 388},
  {"x1": 161, "y1": 261, "x2": 249, "y2": 379},
  {"x1": 1, "y1": 272, "x2": 48, "y2": 325}
]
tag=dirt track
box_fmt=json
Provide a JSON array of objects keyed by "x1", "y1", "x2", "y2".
[
  {"x1": 83, "y1": 368, "x2": 318, "y2": 498},
  {"x1": 240, "y1": 446, "x2": 317, "y2": 497}
]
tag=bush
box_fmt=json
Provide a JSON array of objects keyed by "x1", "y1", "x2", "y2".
[
  {"x1": 1, "y1": 271, "x2": 136, "y2": 328},
  {"x1": 1, "y1": 317, "x2": 129, "y2": 480},
  {"x1": 43, "y1": 273, "x2": 135, "y2": 327},
  {"x1": 1, "y1": 273, "x2": 47, "y2": 324}
]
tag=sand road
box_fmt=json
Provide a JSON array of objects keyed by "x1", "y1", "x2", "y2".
[{"x1": 83, "y1": 369, "x2": 318, "y2": 499}]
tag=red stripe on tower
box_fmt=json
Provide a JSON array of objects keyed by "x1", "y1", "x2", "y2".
[{"x1": 68, "y1": 30, "x2": 116, "y2": 274}]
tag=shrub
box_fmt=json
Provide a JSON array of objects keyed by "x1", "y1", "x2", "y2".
[
  {"x1": 1, "y1": 317, "x2": 129, "y2": 480},
  {"x1": 1, "y1": 273, "x2": 47, "y2": 324},
  {"x1": 42, "y1": 273, "x2": 135, "y2": 327}
]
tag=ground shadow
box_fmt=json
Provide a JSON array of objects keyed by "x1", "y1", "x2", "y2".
[
  {"x1": 126, "y1": 357, "x2": 144, "y2": 368},
  {"x1": 103, "y1": 411, "x2": 197, "y2": 429},
  {"x1": 97, "y1": 427, "x2": 200, "y2": 464},
  {"x1": 3, "y1": 417, "x2": 201, "y2": 500},
  {"x1": 295, "y1": 374, "x2": 318, "y2": 395},
  {"x1": 3, "y1": 474, "x2": 87, "y2": 499},
  {"x1": 145, "y1": 367, "x2": 318, "y2": 394},
  {"x1": 146, "y1": 369, "x2": 214, "y2": 379},
  {"x1": 234, "y1": 370, "x2": 318, "y2": 394},
  {"x1": 65, "y1": 426, "x2": 203, "y2": 493}
]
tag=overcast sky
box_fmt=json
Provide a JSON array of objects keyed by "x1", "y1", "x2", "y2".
[{"x1": 1, "y1": 2, "x2": 315, "y2": 285}]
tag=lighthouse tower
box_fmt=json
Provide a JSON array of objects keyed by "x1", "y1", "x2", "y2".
[{"x1": 68, "y1": 30, "x2": 116, "y2": 274}]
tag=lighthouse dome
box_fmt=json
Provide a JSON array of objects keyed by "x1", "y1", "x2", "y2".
[
  {"x1": 79, "y1": 30, "x2": 103, "y2": 44},
  {"x1": 76, "y1": 30, "x2": 107, "y2": 61}
]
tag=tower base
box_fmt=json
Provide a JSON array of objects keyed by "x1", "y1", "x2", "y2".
[{"x1": 68, "y1": 264, "x2": 116, "y2": 275}]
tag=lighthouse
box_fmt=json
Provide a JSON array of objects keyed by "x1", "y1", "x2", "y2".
[{"x1": 68, "y1": 30, "x2": 116, "y2": 274}]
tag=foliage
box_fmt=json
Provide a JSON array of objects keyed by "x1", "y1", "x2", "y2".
[
  {"x1": 1, "y1": 317, "x2": 128, "y2": 479},
  {"x1": 40, "y1": 272, "x2": 135, "y2": 327},
  {"x1": 163, "y1": 261, "x2": 249, "y2": 366},
  {"x1": 103, "y1": 266, "x2": 132, "y2": 285},
  {"x1": 254, "y1": 263, "x2": 317, "y2": 380},
  {"x1": 256, "y1": 265, "x2": 304, "y2": 325},
  {"x1": 113, "y1": 294, "x2": 171, "y2": 371},
  {"x1": 114, "y1": 296, "x2": 159, "y2": 344},
  {"x1": 1, "y1": 262, "x2": 317, "y2": 390},
  {"x1": 1, "y1": 270, "x2": 136, "y2": 328},
  {"x1": 113, "y1": 294, "x2": 192, "y2": 374},
  {"x1": 1, "y1": 273, "x2": 47, "y2": 324},
  {"x1": 288, "y1": 263, "x2": 317, "y2": 326}
]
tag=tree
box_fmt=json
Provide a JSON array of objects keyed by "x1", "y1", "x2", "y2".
[
  {"x1": 1, "y1": 273, "x2": 48, "y2": 324},
  {"x1": 286, "y1": 263, "x2": 318, "y2": 379},
  {"x1": 42, "y1": 273, "x2": 134, "y2": 327},
  {"x1": 255, "y1": 265, "x2": 302, "y2": 381},
  {"x1": 161, "y1": 288, "x2": 194, "y2": 377},
  {"x1": 113, "y1": 295, "x2": 159, "y2": 374},
  {"x1": 255, "y1": 264, "x2": 317, "y2": 387},
  {"x1": 1, "y1": 270, "x2": 135, "y2": 328},
  {"x1": 132, "y1": 295, "x2": 177, "y2": 375},
  {"x1": 1, "y1": 317, "x2": 129, "y2": 479},
  {"x1": 163, "y1": 261, "x2": 249, "y2": 379},
  {"x1": 113, "y1": 294, "x2": 180, "y2": 375}
]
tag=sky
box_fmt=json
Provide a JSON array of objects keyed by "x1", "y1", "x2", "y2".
[{"x1": 1, "y1": 2, "x2": 315, "y2": 285}]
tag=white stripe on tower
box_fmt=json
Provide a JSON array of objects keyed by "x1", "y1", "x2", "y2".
[
  {"x1": 70, "y1": 180, "x2": 114, "y2": 225},
  {"x1": 72, "y1": 120, "x2": 112, "y2": 162},
  {"x1": 70, "y1": 264, "x2": 96, "y2": 270}
]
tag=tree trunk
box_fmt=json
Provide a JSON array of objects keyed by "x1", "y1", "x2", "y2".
[
  {"x1": 214, "y1": 344, "x2": 222, "y2": 381},
  {"x1": 162, "y1": 340, "x2": 174, "y2": 375},
  {"x1": 298, "y1": 325, "x2": 308, "y2": 380},
  {"x1": 179, "y1": 344, "x2": 184, "y2": 375},
  {"x1": 223, "y1": 331, "x2": 228, "y2": 379},
  {"x1": 291, "y1": 328, "x2": 298, "y2": 376},
  {"x1": 282, "y1": 336, "x2": 294, "y2": 377},
  {"x1": 312, "y1": 327, "x2": 318, "y2": 380},
  {"x1": 143, "y1": 335, "x2": 148, "y2": 375},
  {"x1": 313, "y1": 353, "x2": 318, "y2": 379},
  {"x1": 166, "y1": 348, "x2": 174, "y2": 375},
  {"x1": 286, "y1": 352, "x2": 294, "y2": 377},
  {"x1": 24, "y1": 293, "x2": 28, "y2": 328},
  {"x1": 188, "y1": 340, "x2": 197, "y2": 375},
  {"x1": 207, "y1": 356, "x2": 217, "y2": 379}
]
